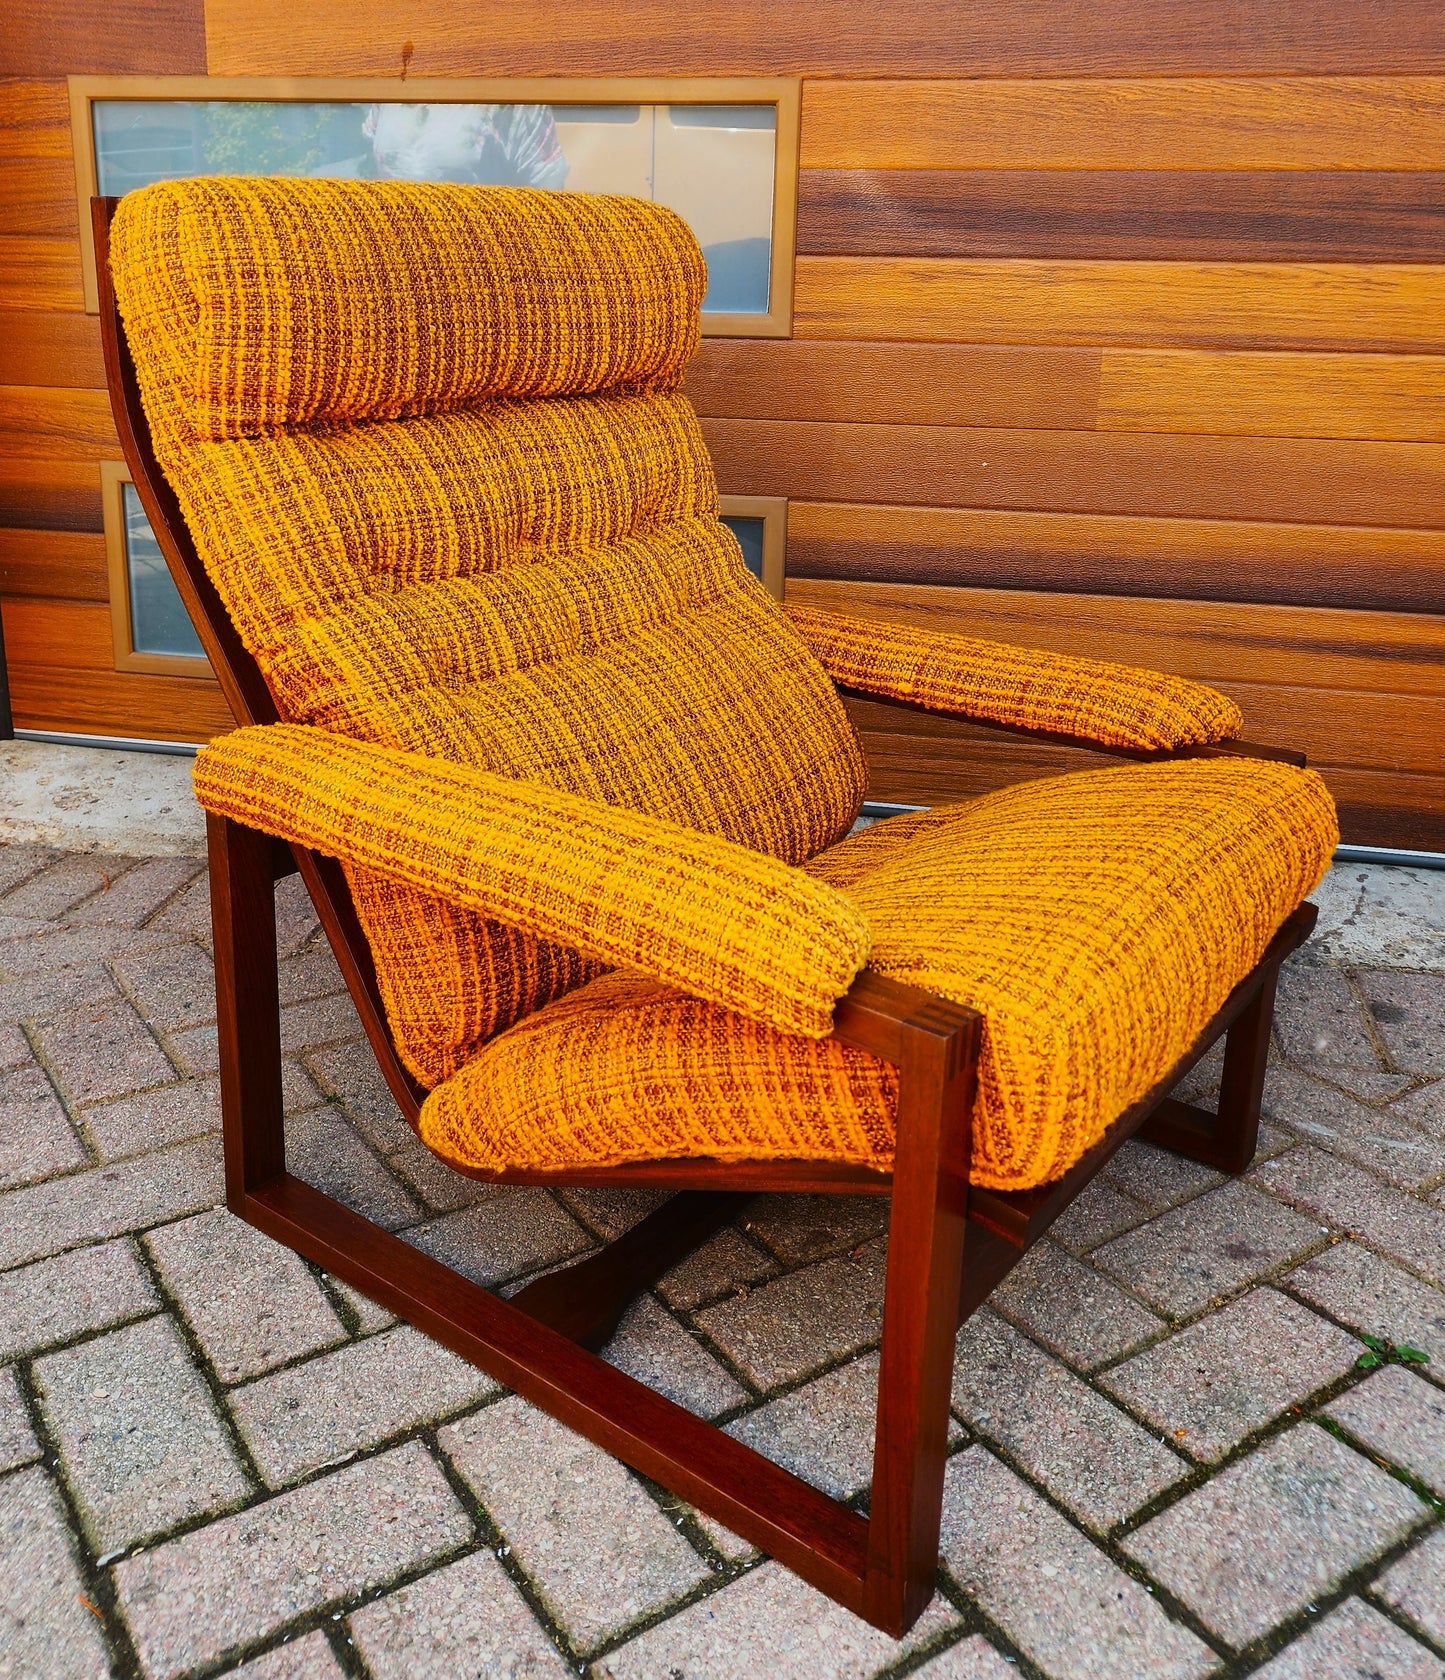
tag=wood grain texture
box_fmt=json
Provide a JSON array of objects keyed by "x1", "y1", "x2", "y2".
[
  {"x1": 786, "y1": 578, "x2": 1445, "y2": 701},
  {"x1": 5, "y1": 661, "x2": 234, "y2": 741},
  {"x1": 203, "y1": 1, "x2": 1445, "y2": 78},
  {"x1": 703, "y1": 417, "x2": 1445, "y2": 530},
  {"x1": 684, "y1": 340, "x2": 1100, "y2": 431},
  {"x1": 0, "y1": 310, "x2": 106, "y2": 389},
  {"x1": 1098, "y1": 350, "x2": 1445, "y2": 442},
  {"x1": 0, "y1": 157, "x2": 81, "y2": 239},
  {"x1": 0, "y1": 386, "x2": 120, "y2": 461},
  {"x1": 0, "y1": 527, "x2": 107, "y2": 602},
  {"x1": 784, "y1": 501, "x2": 1445, "y2": 614},
  {"x1": 795, "y1": 257, "x2": 1445, "y2": 353},
  {"x1": 1, "y1": 0, "x2": 205, "y2": 75},
  {"x1": 0, "y1": 82, "x2": 73, "y2": 158},
  {"x1": 800, "y1": 77, "x2": 1445, "y2": 171},
  {"x1": 798, "y1": 170, "x2": 1445, "y2": 264},
  {"x1": 0, "y1": 460, "x2": 103, "y2": 532},
  {"x1": 0, "y1": 237, "x2": 84, "y2": 311}
]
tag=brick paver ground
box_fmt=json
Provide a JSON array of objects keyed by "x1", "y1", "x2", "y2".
[{"x1": 1, "y1": 839, "x2": 1443, "y2": 1679}]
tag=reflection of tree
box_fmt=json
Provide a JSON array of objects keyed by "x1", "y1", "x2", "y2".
[
  {"x1": 363, "y1": 105, "x2": 568, "y2": 188},
  {"x1": 200, "y1": 103, "x2": 333, "y2": 176}
]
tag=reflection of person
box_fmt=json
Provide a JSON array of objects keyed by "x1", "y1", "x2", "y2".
[{"x1": 362, "y1": 104, "x2": 568, "y2": 188}]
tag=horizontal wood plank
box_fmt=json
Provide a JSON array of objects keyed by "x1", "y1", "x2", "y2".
[
  {"x1": 786, "y1": 578, "x2": 1445, "y2": 701},
  {"x1": 0, "y1": 81, "x2": 73, "y2": 159},
  {"x1": 1, "y1": 593, "x2": 114, "y2": 668},
  {"x1": 800, "y1": 77, "x2": 1445, "y2": 172},
  {"x1": 1098, "y1": 349, "x2": 1445, "y2": 442},
  {"x1": 684, "y1": 340, "x2": 1100, "y2": 431},
  {"x1": 1, "y1": 0, "x2": 205, "y2": 76},
  {"x1": 204, "y1": 1, "x2": 1445, "y2": 78},
  {"x1": 5, "y1": 661, "x2": 234, "y2": 743},
  {"x1": 704, "y1": 417, "x2": 1445, "y2": 530},
  {"x1": 0, "y1": 236, "x2": 84, "y2": 311},
  {"x1": 0, "y1": 527, "x2": 107, "y2": 602},
  {"x1": 795, "y1": 257, "x2": 1445, "y2": 353},
  {"x1": 0, "y1": 310, "x2": 106, "y2": 390},
  {"x1": 0, "y1": 460, "x2": 103, "y2": 533},
  {"x1": 0, "y1": 156, "x2": 80, "y2": 239},
  {"x1": 0, "y1": 386, "x2": 120, "y2": 461},
  {"x1": 785, "y1": 501, "x2": 1445, "y2": 614},
  {"x1": 798, "y1": 170, "x2": 1445, "y2": 264}
]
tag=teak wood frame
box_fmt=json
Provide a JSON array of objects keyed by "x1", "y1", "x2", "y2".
[{"x1": 95, "y1": 195, "x2": 1316, "y2": 1635}]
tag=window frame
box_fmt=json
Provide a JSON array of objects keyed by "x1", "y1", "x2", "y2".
[
  {"x1": 69, "y1": 74, "x2": 801, "y2": 336},
  {"x1": 100, "y1": 461, "x2": 213, "y2": 677},
  {"x1": 718, "y1": 494, "x2": 788, "y2": 599}
]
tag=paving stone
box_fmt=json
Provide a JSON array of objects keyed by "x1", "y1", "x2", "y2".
[
  {"x1": 0, "y1": 841, "x2": 60, "y2": 894},
  {"x1": 695, "y1": 1239, "x2": 888, "y2": 1391},
  {"x1": 1100, "y1": 1287, "x2": 1363, "y2": 1462},
  {"x1": 224, "y1": 1630, "x2": 346, "y2": 1679},
  {"x1": 742, "y1": 1192, "x2": 891, "y2": 1265},
  {"x1": 1121, "y1": 1423, "x2": 1428, "y2": 1649},
  {"x1": 1170, "y1": 1037, "x2": 1227, "y2": 1103},
  {"x1": 327, "y1": 1276, "x2": 398, "y2": 1333},
  {"x1": 115, "y1": 1441, "x2": 469, "y2": 1680},
  {"x1": 168, "y1": 1021, "x2": 220, "y2": 1077},
  {"x1": 304, "y1": 1041, "x2": 413, "y2": 1152},
  {"x1": 1287, "y1": 1242, "x2": 1445, "y2": 1384},
  {"x1": 909, "y1": 1636, "x2": 1022, "y2": 1680},
  {"x1": 987, "y1": 1238, "x2": 1164, "y2": 1369},
  {"x1": 1325, "y1": 1365, "x2": 1445, "y2": 1494},
  {"x1": 0, "y1": 1135, "x2": 224, "y2": 1268},
  {"x1": 0, "y1": 1467, "x2": 112, "y2": 1680},
  {"x1": 0, "y1": 921, "x2": 178, "y2": 980},
  {"x1": 113, "y1": 941, "x2": 217, "y2": 1035},
  {"x1": 350, "y1": 1548, "x2": 573, "y2": 1679},
  {"x1": 143, "y1": 1207, "x2": 346, "y2": 1384},
  {"x1": 656, "y1": 1226, "x2": 778, "y2": 1310},
  {"x1": 275, "y1": 943, "x2": 346, "y2": 1008},
  {"x1": 0, "y1": 1237, "x2": 157, "y2": 1361},
  {"x1": 551, "y1": 1184, "x2": 668, "y2": 1240},
  {"x1": 1375, "y1": 1526, "x2": 1445, "y2": 1647},
  {"x1": 1263, "y1": 1067, "x2": 1445, "y2": 1189},
  {"x1": 1274, "y1": 965, "x2": 1383, "y2": 1070},
  {"x1": 1255, "y1": 1597, "x2": 1445, "y2": 1680},
  {"x1": 939, "y1": 1446, "x2": 1216, "y2": 1680},
  {"x1": 440, "y1": 1395, "x2": 711, "y2": 1653},
  {"x1": 1049, "y1": 1177, "x2": 1152, "y2": 1253},
  {"x1": 404, "y1": 1189, "x2": 592, "y2": 1288},
  {"x1": 280, "y1": 990, "x2": 365, "y2": 1054},
  {"x1": 0, "y1": 1363, "x2": 41, "y2": 1470},
  {"x1": 1394, "y1": 1079, "x2": 1445, "y2": 1140},
  {"x1": 273, "y1": 872, "x2": 323, "y2": 955},
  {"x1": 1313, "y1": 1067, "x2": 1418, "y2": 1104},
  {"x1": 285, "y1": 1105, "x2": 421, "y2": 1230},
  {"x1": 64, "y1": 856, "x2": 203, "y2": 929},
  {"x1": 230, "y1": 1323, "x2": 500, "y2": 1484},
  {"x1": 603, "y1": 1293, "x2": 748, "y2": 1419},
  {"x1": 1104, "y1": 1136, "x2": 1225, "y2": 1211},
  {"x1": 594, "y1": 1560, "x2": 958, "y2": 1680},
  {"x1": 33, "y1": 996, "x2": 177, "y2": 1107},
  {"x1": 1094, "y1": 1179, "x2": 1323, "y2": 1314},
  {"x1": 1362, "y1": 972, "x2": 1445, "y2": 1075},
  {"x1": 0, "y1": 957, "x2": 118, "y2": 1026},
  {"x1": 0, "y1": 1059, "x2": 86, "y2": 1188},
  {"x1": 82, "y1": 1073, "x2": 221, "y2": 1158},
  {"x1": 387, "y1": 1134, "x2": 493, "y2": 1211},
  {"x1": 146, "y1": 871, "x2": 211, "y2": 937},
  {"x1": 0, "y1": 1020, "x2": 30, "y2": 1067},
  {"x1": 1255, "y1": 1145, "x2": 1445, "y2": 1285},
  {"x1": 952, "y1": 1307, "x2": 1186, "y2": 1529},
  {"x1": 34, "y1": 1314, "x2": 250, "y2": 1552},
  {"x1": 0, "y1": 851, "x2": 132, "y2": 919}
]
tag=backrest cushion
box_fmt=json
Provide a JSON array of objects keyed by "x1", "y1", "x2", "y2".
[{"x1": 110, "y1": 178, "x2": 866, "y2": 1085}]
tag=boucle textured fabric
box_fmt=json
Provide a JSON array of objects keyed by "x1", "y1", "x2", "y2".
[
  {"x1": 109, "y1": 179, "x2": 866, "y2": 1082},
  {"x1": 788, "y1": 604, "x2": 1244, "y2": 751},
  {"x1": 195, "y1": 725, "x2": 871, "y2": 1038},
  {"x1": 421, "y1": 760, "x2": 1338, "y2": 1187}
]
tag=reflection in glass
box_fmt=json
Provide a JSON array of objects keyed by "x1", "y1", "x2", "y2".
[
  {"x1": 720, "y1": 514, "x2": 766, "y2": 582},
  {"x1": 93, "y1": 100, "x2": 775, "y2": 313},
  {"x1": 123, "y1": 485, "x2": 204, "y2": 659}
]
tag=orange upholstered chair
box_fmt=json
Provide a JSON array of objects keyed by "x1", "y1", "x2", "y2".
[{"x1": 97, "y1": 178, "x2": 1337, "y2": 1635}]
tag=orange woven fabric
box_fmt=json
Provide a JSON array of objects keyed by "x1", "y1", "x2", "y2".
[
  {"x1": 787, "y1": 604, "x2": 1244, "y2": 751},
  {"x1": 109, "y1": 179, "x2": 866, "y2": 1083},
  {"x1": 422, "y1": 759, "x2": 1338, "y2": 1187},
  {"x1": 194, "y1": 725, "x2": 871, "y2": 1038}
]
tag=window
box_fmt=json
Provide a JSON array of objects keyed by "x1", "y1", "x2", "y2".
[
  {"x1": 72, "y1": 76, "x2": 800, "y2": 335},
  {"x1": 100, "y1": 463, "x2": 210, "y2": 675},
  {"x1": 719, "y1": 496, "x2": 788, "y2": 599}
]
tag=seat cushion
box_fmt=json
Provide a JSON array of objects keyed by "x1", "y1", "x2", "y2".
[{"x1": 419, "y1": 759, "x2": 1338, "y2": 1191}]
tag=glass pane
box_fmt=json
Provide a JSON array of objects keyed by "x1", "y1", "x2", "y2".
[
  {"x1": 93, "y1": 99, "x2": 775, "y2": 313},
  {"x1": 123, "y1": 484, "x2": 204, "y2": 659},
  {"x1": 720, "y1": 513, "x2": 766, "y2": 582}
]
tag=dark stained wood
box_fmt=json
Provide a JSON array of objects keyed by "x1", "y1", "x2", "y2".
[
  {"x1": 0, "y1": 460, "x2": 103, "y2": 533},
  {"x1": 0, "y1": 528, "x2": 107, "y2": 602},
  {"x1": 0, "y1": 0, "x2": 205, "y2": 75},
  {"x1": 799, "y1": 170, "x2": 1445, "y2": 264},
  {"x1": 203, "y1": 0, "x2": 1445, "y2": 78},
  {"x1": 705, "y1": 416, "x2": 1445, "y2": 530},
  {"x1": 684, "y1": 339, "x2": 1101, "y2": 432},
  {"x1": 784, "y1": 501, "x2": 1445, "y2": 615},
  {"x1": 0, "y1": 310, "x2": 107, "y2": 390},
  {"x1": 1322, "y1": 768, "x2": 1445, "y2": 853}
]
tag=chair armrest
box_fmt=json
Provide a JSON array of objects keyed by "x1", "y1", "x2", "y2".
[
  {"x1": 193, "y1": 724, "x2": 871, "y2": 1038},
  {"x1": 788, "y1": 604, "x2": 1244, "y2": 753}
]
